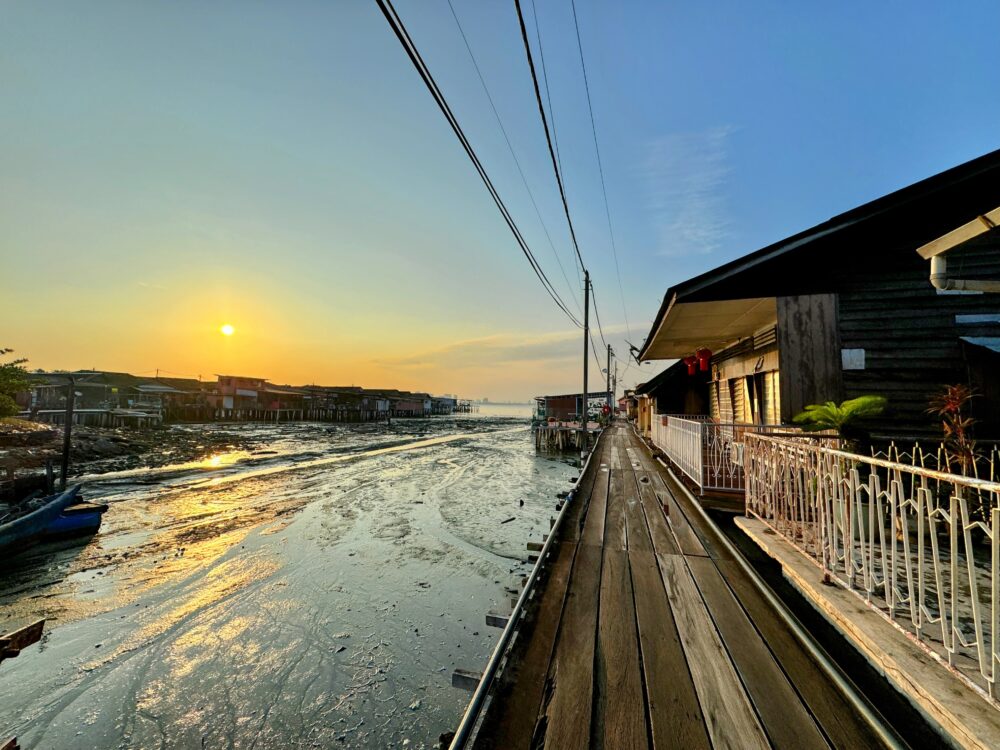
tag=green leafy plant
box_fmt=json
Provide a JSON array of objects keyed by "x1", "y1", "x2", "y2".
[
  {"x1": 793, "y1": 395, "x2": 887, "y2": 446},
  {"x1": 0, "y1": 348, "x2": 29, "y2": 418}
]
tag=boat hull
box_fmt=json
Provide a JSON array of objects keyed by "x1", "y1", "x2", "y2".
[
  {"x1": 42, "y1": 502, "x2": 108, "y2": 539},
  {"x1": 0, "y1": 487, "x2": 82, "y2": 553}
]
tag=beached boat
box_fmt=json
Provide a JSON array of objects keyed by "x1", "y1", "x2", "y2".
[
  {"x1": 42, "y1": 500, "x2": 108, "y2": 539},
  {"x1": 0, "y1": 486, "x2": 81, "y2": 553}
]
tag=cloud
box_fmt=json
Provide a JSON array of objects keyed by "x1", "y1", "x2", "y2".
[
  {"x1": 639, "y1": 126, "x2": 734, "y2": 257},
  {"x1": 376, "y1": 330, "x2": 587, "y2": 371},
  {"x1": 136, "y1": 281, "x2": 167, "y2": 291}
]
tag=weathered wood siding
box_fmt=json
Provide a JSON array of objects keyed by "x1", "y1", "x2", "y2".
[
  {"x1": 709, "y1": 330, "x2": 781, "y2": 425},
  {"x1": 776, "y1": 294, "x2": 843, "y2": 422},
  {"x1": 837, "y1": 229, "x2": 1000, "y2": 435}
]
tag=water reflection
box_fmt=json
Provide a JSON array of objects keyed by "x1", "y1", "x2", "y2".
[{"x1": 0, "y1": 415, "x2": 578, "y2": 748}]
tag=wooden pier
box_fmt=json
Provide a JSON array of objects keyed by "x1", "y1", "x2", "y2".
[
  {"x1": 472, "y1": 425, "x2": 891, "y2": 749},
  {"x1": 533, "y1": 421, "x2": 599, "y2": 451}
]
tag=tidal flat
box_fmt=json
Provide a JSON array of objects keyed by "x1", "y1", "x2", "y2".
[{"x1": 0, "y1": 409, "x2": 576, "y2": 749}]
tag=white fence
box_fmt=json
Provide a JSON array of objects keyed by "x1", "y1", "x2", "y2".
[
  {"x1": 650, "y1": 414, "x2": 791, "y2": 492},
  {"x1": 744, "y1": 433, "x2": 1000, "y2": 701},
  {"x1": 652, "y1": 414, "x2": 704, "y2": 486}
]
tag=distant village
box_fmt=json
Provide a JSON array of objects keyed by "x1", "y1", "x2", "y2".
[{"x1": 15, "y1": 371, "x2": 475, "y2": 428}]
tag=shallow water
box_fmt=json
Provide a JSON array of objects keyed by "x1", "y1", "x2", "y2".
[{"x1": 0, "y1": 408, "x2": 577, "y2": 749}]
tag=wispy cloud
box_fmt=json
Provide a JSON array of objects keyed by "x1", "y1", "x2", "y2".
[
  {"x1": 640, "y1": 126, "x2": 734, "y2": 257},
  {"x1": 376, "y1": 330, "x2": 588, "y2": 371},
  {"x1": 136, "y1": 280, "x2": 167, "y2": 291}
]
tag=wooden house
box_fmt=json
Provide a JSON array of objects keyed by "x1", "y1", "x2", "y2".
[
  {"x1": 633, "y1": 361, "x2": 711, "y2": 437},
  {"x1": 431, "y1": 396, "x2": 458, "y2": 414},
  {"x1": 638, "y1": 149, "x2": 1000, "y2": 437},
  {"x1": 535, "y1": 392, "x2": 609, "y2": 422},
  {"x1": 217, "y1": 375, "x2": 268, "y2": 414}
]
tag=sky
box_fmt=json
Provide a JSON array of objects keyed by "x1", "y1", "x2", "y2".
[{"x1": 3, "y1": 1, "x2": 999, "y2": 401}]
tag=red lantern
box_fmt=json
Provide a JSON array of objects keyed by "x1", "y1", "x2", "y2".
[
  {"x1": 696, "y1": 348, "x2": 712, "y2": 371},
  {"x1": 682, "y1": 355, "x2": 697, "y2": 375}
]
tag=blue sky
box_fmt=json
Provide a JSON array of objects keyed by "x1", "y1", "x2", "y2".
[{"x1": 2, "y1": 1, "x2": 999, "y2": 399}]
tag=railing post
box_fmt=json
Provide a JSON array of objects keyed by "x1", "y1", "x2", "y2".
[{"x1": 991, "y1": 506, "x2": 999, "y2": 701}]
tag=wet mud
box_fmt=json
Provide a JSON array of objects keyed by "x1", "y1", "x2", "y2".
[{"x1": 0, "y1": 410, "x2": 576, "y2": 749}]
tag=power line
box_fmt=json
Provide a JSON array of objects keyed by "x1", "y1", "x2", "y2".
[
  {"x1": 588, "y1": 281, "x2": 610, "y2": 351},
  {"x1": 445, "y1": 0, "x2": 582, "y2": 317},
  {"x1": 569, "y1": 0, "x2": 632, "y2": 343},
  {"x1": 376, "y1": 0, "x2": 582, "y2": 328},
  {"x1": 513, "y1": 0, "x2": 587, "y2": 276},
  {"x1": 529, "y1": 0, "x2": 568, "y2": 268}
]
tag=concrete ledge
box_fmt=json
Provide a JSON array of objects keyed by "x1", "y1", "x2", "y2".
[{"x1": 736, "y1": 516, "x2": 1000, "y2": 750}]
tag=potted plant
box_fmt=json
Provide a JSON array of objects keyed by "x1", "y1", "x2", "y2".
[
  {"x1": 792, "y1": 395, "x2": 887, "y2": 453},
  {"x1": 927, "y1": 384, "x2": 988, "y2": 542},
  {"x1": 793, "y1": 396, "x2": 888, "y2": 542}
]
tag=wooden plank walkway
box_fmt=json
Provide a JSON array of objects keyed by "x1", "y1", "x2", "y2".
[{"x1": 473, "y1": 424, "x2": 887, "y2": 750}]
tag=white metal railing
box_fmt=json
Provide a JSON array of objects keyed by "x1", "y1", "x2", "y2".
[
  {"x1": 651, "y1": 415, "x2": 794, "y2": 492},
  {"x1": 652, "y1": 414, "x2": 704, "y2": 485},
  {"x1": 745, "y1": 433, "x2": 1000, "y2": 701}
]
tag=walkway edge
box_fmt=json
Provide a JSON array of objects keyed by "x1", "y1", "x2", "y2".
[
  {"x1": 449, "y1": 432, "x2": 604, "y2": 749},
  {"x1": 736, "y1": 515, "x2": 1000, "y2": 750},
  {"x1": 655, "y1": 458, "x2": 906, "y2": 750}
]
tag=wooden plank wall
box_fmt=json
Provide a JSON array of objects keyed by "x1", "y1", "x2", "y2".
[
  {"x1": 837, "y1": 233, "x2": 1000, "y2": 435},
  {"x1": 776, "y1": 293, "x2": 843, "y2": 422}
]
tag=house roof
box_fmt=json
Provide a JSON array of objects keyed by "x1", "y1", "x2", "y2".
[
  {"x1": 535, "y1": 392, "x2": 609, "y2": 400},
  {"x1": 639, "y1": 147, "x2": 1000, "y2": 360},
  {"x1": 634, "y1": 360, "x2": 686, "y2": 396}
]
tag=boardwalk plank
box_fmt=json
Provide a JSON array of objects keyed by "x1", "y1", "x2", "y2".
[
  {"x1": 622, "y1": 469, "x2": 654, "y2": 557},
  {"x1": 594, "y1": 548, "x2": 648, "y2": 749},
  {"x1": 630, "y1": 548, "x2": 711, "y2": 750},
  {"x1": 633, "y1": 471, "x2": 680, "y2": 556},
  {"x1": 581, "y1": 465, "x2": 610, "y2": 547},
  {"x1": 605, "y1": 467, "x2": 627, "y2": 552},
  {"x1": 715, "y1": 559, "x2": 885, "y2": 750},
  {"x1": 536, "y1": 544, "x2": 603, "y2": 748},
  {"x1": 657, "y1": 553, "x2": 771, "y2": 750},
  {"x1": 475, "y1": 541, "x2": 578, "y2": 749},
  {"x1": 564, "y1": 432, "x2": 610, "y2": 542},
  {"x1": 687, "y1": 556, "x2": 829, "y2": 750},
  {"x1": 651, "y1": 472, "x2": 708, "y2": 557}
]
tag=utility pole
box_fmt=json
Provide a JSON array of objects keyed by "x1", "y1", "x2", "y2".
[
  {"x1": 60, "y1": 376, "x2": 75, "y2": 490},
  {"x1": 606, "y1": 344, "x2": 612, "y2": 412},
  {"x1": 612, "y1": 365, "x2": 618, "y2": 420},
  {"x1": 582, "y1": 270, "x2": 590, "y2": 449}
]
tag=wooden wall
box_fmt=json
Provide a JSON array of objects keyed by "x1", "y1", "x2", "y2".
[
  {"x1": 776, "y1": 294, "x2": 843, "y2": 422},
  {"x1": 708, "y1": 331, "x2": 781, "y2": 425},
  {"x1": 836, "y1": 230, "x2": 1000, "y2": 436}
]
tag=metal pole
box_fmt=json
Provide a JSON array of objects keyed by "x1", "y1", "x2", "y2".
[
  {"x1": 60, "y1": 376, "x2": 75, "y2": 490},
  {"x1": 582, "y1": 270, "x2": 590, "y2": 447}
]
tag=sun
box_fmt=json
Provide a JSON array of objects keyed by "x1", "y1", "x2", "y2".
[{"x1": 220, "y1": 324, "x2": 235, "y2": 336}]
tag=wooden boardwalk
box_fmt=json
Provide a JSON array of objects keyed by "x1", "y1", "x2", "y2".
[{"x1": 473, "y1": 425, "x2": 888, "y2": 750}]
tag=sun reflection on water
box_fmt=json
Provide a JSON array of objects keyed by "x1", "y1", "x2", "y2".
[{"x1": 201, "y1": 452, "x2": 246, "y2": 470}]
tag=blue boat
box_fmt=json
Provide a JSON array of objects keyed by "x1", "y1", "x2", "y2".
[
  {"x1": 42, "y1": 500, "x2": 108, "y2": 539},
  {"x1": 0, "y1": 486, "x2": 82, "y2": 553}
]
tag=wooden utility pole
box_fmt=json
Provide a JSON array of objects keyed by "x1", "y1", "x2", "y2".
[
  {"x1": 606, "y1": 344, "x2": 612, "y2": 411},
  {"x1": 612, "y1": 365, "x2": 618, "y2": 420},
  {"x1": 582, "y1": 270, "x2": 590, "y2": 447},
  {"x1": 60, "y1": 376, "x2": 75, "y2": 490}
]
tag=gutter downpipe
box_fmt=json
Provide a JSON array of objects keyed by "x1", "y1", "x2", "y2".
[
  {"x1": 448, "y1": 430, "x2": 603, "y2": 749},
  {"x1": 929, "y1": 254, "x2": 1000, "y2": 293}
]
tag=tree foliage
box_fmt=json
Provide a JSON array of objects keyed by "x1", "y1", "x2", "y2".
[
  {"x1": 793, "y1": 395, "x2": 888, "y2": 438},
  {"x1": 0, "y1": 348, "x2": 29, "y2": 418}
]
